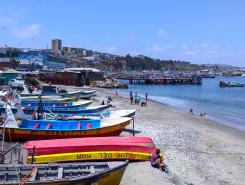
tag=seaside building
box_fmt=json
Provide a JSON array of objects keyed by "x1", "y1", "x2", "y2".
[
  {"x1": 51, "y1": 39, "x2": 62, "y2": 51},
  {"x1": 38, "y1": 68, "x2": 104, "y2": 86}
]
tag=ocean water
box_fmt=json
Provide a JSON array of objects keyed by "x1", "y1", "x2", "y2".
[{"x1": 119, "y1": 76, "x2": 245, "y2": 132}]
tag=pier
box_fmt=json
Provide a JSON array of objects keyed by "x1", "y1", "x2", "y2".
[{"x1": 113, "y1": 76, "x2": 202, "y2": 85}]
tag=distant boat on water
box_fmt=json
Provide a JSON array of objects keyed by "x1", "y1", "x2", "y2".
[
  {"x1": 199, "y1": 74, "x2": 215, "y2": 78},
  {"x1": 219, "y1": 81, "x2": 245, "y2": 87}
]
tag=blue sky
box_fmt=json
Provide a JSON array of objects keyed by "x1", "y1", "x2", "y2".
[{"x1": 0, "y1": 0, "x2": 245, "y2": 67}]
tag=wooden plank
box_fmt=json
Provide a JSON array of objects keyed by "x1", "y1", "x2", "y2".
[{"x1": 57, "y1": 167, "x2": 63, "y2": 179}]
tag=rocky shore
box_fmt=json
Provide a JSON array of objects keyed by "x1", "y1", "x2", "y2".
[{"x1": 92, "y1": 79, "x2": 128, "y2": 89}]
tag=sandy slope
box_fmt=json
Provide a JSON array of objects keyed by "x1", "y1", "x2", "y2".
[{"x1": 94, "y1": 88, "x2": 245, "y2": 185}]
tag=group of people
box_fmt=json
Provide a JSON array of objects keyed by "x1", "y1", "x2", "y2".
[{"x1": 130, "y1": 91, "x2": 148, "y2": 107}]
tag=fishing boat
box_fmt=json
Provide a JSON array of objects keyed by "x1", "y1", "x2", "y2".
[
  {"x1": 21, "y1": 85, "x2": 96, "y2": 99},
  {"x1": 0, "y1": 104, "x2": 110, "y2": 119},
  {"x1": 51, "y1": 109, "x2": 137, "y2": 119},
  {"x1": 23, "y1": 137, "x2": 157, "y2": 163},
  {"x1": 41, "y1": 85, "x2": 96, "y2": 99},
  {"x1": 0, "y1": 161, "x2": 128, "y2": 185},
  {"x1": 21, "y1": 100, "x2": 93, "y2": 109},
  {"x1": 20, "y1": 95, "x2": 63, "y2": 100},
  {"x1": 23, "y1": 105, "x2": 110, "y2": 115},
  {"x1": 219, "y1": 81, "x2": 245, "y2": 87},
  {"x1": 1, "y1": 105, "x2": 132, "y2": 141},
  {"x1": 20, "y1": 97, "x2": 78, "y2": 102},
  {"x1": 0, "y1": 90, "x2": 8, "y2": 98},
  {"x1": 8, "y1": 77, "x2": 25, "y2": 89}
]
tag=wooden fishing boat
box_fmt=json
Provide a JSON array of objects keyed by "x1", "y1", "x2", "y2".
[
  {"x1": 23, "y1": 105, "x2": 110, "y2": 115},
  {"x1": 1, "y1": 106, "x2": 132, "y2": 141},
  {"x1": 41, "y1": 85, "x2": 96, "y2": 99},
  {"x1": 0, "y1": 161, "x2": 128, "y2": 185},
  {"x1": 0, "y1": 104, "x2": 109, "y2": 119},
  {"x1": 20, "y1": 95, "x2": 63, "y2": 100},
  {"x1": 21, "y1": 100, "x2": 93, "y2": 109},
  {"x1": 62, "y1": 90, "x2": 96, "y2": 99},
  {"x1": 52, "y1": 109, "x2": 137, "y2": 119},
  {"x1": 21, "y1": 85, "x2": 96, "y2": 99},
  {"x1": 24, "y1": 137, "x2": 156, "y2": 163},
  {"x1": 20, "y1": 97, "x2": 78, "y2": 102}
]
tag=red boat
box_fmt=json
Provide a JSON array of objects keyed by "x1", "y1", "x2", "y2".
[
  {"x1": 24, "y1": 137, "x2": 156, "y2": 155},
  {"x1": 23, "y1": 137, "x2": 158, "y2": 163}
]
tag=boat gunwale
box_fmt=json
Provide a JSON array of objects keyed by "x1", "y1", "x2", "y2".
[{"x1": 0, "y1": 161, "x2": 128, "y2": 184}]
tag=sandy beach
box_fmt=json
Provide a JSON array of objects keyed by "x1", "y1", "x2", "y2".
[{"x1": 92, "y1": 87, "x2": 245, "y2": 185}]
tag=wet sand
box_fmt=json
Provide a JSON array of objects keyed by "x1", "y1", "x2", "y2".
[{"x1": 93, "y1": 88, "x2": 245, "y2": 185}]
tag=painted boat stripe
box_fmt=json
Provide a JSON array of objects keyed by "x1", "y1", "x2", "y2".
[{"x1": 27, "y1": 151, "x2": 164, "y2": 164}]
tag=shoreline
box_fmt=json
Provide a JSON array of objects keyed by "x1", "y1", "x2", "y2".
[
  {"x1": 92, "y1": 87, "x2": 245, "y2": 185},
  {"x1": 114, "y1": 88, "x2": 245, "y2": 135}
]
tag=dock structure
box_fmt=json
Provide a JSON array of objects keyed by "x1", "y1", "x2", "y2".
[{"x1": 116, "y1": 77, "x2": 202, "y2": 85}]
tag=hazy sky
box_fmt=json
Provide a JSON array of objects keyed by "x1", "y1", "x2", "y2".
[{"x1": 0, "y1": 0, "x2": 245, "y2": 67}]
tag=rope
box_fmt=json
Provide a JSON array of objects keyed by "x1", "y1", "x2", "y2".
[
  {"x1": 19, "y1": 167, "x2": 36, "y2": 185},
  {"x1": 31, "y1": 106, "x2": 38, "y2": 120}
]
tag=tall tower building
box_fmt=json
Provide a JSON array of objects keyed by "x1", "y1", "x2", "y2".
[{"x1": 51, "y1": 39, "x2": 62, "y2": 51}]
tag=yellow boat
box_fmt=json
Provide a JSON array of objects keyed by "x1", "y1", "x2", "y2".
[
  {"x1": 0, "y1": 161, "x2": 128, "y2": 185},
  {"x1": 27, "y1": 151, "x2": 163, "y2": 164}
]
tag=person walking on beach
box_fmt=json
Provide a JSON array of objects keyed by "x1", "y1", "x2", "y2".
[
  {"x1": 145, "y1": 93, "x2": 148, "y2": 102},
  {"x1": 189, "y1": 108, "x2": 193, "y2": 115},
  {"x1": 130, "y1": 95, "x2": 133, "y2": 104},
  {"x1": 151, "y1": 149, "x2": 167, "y2": 172},
  {"x1": 130, "y1": 91, "x2": 133, "y2": 97}
]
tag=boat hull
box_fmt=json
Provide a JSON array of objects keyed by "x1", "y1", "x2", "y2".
[
  {"x1": 0, "y1": 161, "x2": 128, "y2": 185},
  {"x1": 21, "y1": 97, "x2": 78, "y2": 102},
  {"x1": 23, "y1": 105, "x2": 109, "y2": 115},
  {"x1": 24, "y1": 137, "x2": 155, "y2": 156},
  {"x1": 62, "y1": 90, "x2": 96, "y2": 99},
  {"x1": 3, "y1": 120, "x2": 131, "y2": 141},
  {"x1": 28, "y1": 151, "x2": 152, "y2": 164},
  {"x1": 21, "y1": 100, "x2": 93, "y2": 109}
]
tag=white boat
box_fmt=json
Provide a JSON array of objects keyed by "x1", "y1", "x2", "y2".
[
  {"x1": 8, "y1": 77, "x2": 25, "y2": 88},
  {"x1": 0, "y1": 91, "x2": 8, "y2": 98}
]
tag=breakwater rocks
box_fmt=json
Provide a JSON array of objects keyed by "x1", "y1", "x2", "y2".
[{"x1": 92, "y1": 79, "x2": 128, "y2": 89}]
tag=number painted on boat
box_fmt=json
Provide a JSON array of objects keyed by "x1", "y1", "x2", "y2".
[
  {"x1": 99, "y1": 152, "x2": 113, "y2": 159},
  {"x1": 28, "y1": 151, "x2": 154, "y2": 164}
]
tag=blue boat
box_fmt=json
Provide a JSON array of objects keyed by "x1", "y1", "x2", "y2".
[
  {"x1": 23, "y1": 105, "x2": 110, "y2": 115},
  {"x1": 2, "y1": 105, "x2": 132, "y2": 140},
  {"x1": 21, "y1": 100, "x2": 93, "y2": 109}
]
